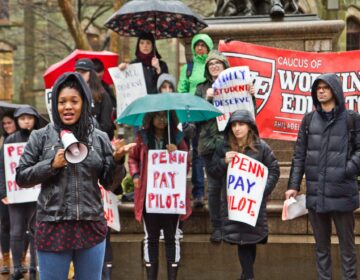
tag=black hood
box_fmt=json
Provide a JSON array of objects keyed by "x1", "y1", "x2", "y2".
[
  {"x1": 225, "y1": 109, "x2": 259, "y2": 136},
  {"x1": 311, "y1": 73, "x2": 345, "y2": 113},
  {"x1": 51, "y1": 72, "x2": 92, "y2": 131},
  {"x1": 13, "y1": 106, "x2": 41, "y2": 130}
]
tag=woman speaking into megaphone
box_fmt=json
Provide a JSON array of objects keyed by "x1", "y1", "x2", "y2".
[{"x1": 15, "y1": 72, "x2": 127, "y2": 280}]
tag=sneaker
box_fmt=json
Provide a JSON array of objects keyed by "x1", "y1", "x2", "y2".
[
  {"x1": 209, "y1": 229, "x2": 222, "y2": 243},
  {"x1": 0, "y1": 265, "x2": 10, "y2": 274},
  {"x1": 193, "y1": 197, "x2": 204, "y2": 208},
  {"x1": 177, "y1": 228, "x2": 183, "y2": 240},
  {"x1": 20, "y1": 264, "x2": 28, "y2": 274},
  {"x1": 159, "y1": 229, "x2": 164, "y2": 240}
]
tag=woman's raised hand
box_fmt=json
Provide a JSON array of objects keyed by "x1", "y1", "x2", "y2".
[
  {"x1": 166, "y1": 144, "x2": 177, "y2": 153},
  {"x1": 52, "y1": 149, "x2": 67, "y2": 169},
  {"x1": 113, "y1": 139, "x2": 136, "y2": 161},
  {"x1": 133, "y1": 178, "x2": 140, "y2": 189},
  {"x1": 118, "y1": 63, "x2": 128, "y2": 71},
  {"x1": 151, "y1": 57, "x2": 161, "y2": 74}
]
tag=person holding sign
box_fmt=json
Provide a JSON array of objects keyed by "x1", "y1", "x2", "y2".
[
  {"x1": 0, "y1": 112, "x2": 16, "y2": 274},
  {"x1": 0, "y1": 106, "x2": 42, "y2": 280},
  {"x1": 118, "y1": 32, "x2": 169, "y2": 94},
  {"x1": 15, "y1": 72, "x2": 125, "y2": 280},
  {"x1": 209, "y1": 110, "x2": 279, "y2": 280},
  {"x1": 128, "y1": 110, "x2": 191, "y2": 280}
]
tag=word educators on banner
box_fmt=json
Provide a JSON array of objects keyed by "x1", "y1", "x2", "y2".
[
  {"x1": 219, "y1": 40, "x2": 360, "y2": 141},
  {"x1": 227, "y1": 153, "x2": 268, "y2": 227},
  {"x1": 146, "y1": 150, "x2": 188, "y2": 215},
  {"x1": 4, "y1": 142, "x2": 41, "y2": 204}
]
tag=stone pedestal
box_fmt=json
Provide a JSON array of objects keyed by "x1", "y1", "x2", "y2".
[{"x1": 183, "y1": 14, "x2": 345, "y2": 59}]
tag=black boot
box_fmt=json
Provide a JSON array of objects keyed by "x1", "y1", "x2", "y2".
[
  {"x1": 167, "y1": 262, "x2": 178, "y2": 280},
  {"x1": 145, "y1": 262, "x2": 158, "y2": 280},
  {"x1": 10, "y1": 269, "x2": 24, "y2": 280},
  {"x1": 102, "y1": 263, "x2": 112, "y2": 280},
  {"x1": 29, "y1": 268, "x2": 36, "y2": 280}
]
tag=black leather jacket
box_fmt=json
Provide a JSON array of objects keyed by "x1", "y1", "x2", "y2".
[{"x1": 16, "y1": 124, "x2": 115, "y2": 222}]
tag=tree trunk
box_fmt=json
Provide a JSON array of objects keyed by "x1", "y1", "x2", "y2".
[
  {"x1": 58, "y1": 0, "x2": 91, "y2": 50},
  {"x1": 110, "y1": 0, "x2": 130, "y2": 62},
  {"x1": 22, "y1": 0, "x2": 35, "y2": 104}
]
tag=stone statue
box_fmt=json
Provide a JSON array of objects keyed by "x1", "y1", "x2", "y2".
[{"x1": 214, "y1": 0, "x2": 300, "y2": 17}]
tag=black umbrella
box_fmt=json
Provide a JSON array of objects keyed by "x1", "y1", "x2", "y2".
[
  {"x1": 0, "y1": 101, "x2": 49, "y2": 135},
  {"x1": 104, "y1": 0, "x2": 208, "y2": 39}
]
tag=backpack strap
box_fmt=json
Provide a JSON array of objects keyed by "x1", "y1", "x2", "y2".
[
  {"x1": 304, "y1": 111, "x2": 315, "y2": 136},
  {"x1": 186, "y1": 60, "x2": 194, "y2": 78}
]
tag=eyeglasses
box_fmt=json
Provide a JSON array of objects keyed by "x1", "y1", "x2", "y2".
[
  {"x1": 316, "y1": 85, "x2": 331, "y2": 91},
  {"x1": 208, "y1": 61, "x2": 223, "y2": 68}
]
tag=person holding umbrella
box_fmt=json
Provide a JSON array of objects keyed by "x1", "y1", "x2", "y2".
[
  {"x1": 118, "y1": 32, "x2": 169, "y2": 94},
  {"x1": 0, "y1": 106, "x2": 42, "y2": 280},
  {"x1": 128, "y1": 110, "x2": 191, "y2": 280},
  {"x1": 208, "y1": 109, "x2": 280, "y2": 280}
]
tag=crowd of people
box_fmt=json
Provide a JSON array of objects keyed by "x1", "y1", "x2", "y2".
[{"x1": 0, "y1": 30, "x2": 358, "y2": 280}]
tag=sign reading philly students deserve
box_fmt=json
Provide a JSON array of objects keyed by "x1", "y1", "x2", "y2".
[
  {"x1": 212, "y1": 66, "x2": 255, "y2": 131},
  {"x1": 227, "y1": 153, "x2": 268, "y2": 227},
  {"x1": 4, "y1": 143, "x2": 41, "y2": 204},
  {"x1": 146, "y1": 150, "x2": 188, "y2": 215},
  {"x1": 108, "y1": 63, "x2": 147, "y2": 117}
]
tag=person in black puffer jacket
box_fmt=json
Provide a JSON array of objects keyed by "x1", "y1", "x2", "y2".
[
  {"x1": 209, "y1": 110, "x2": 279, "y2": 280},
  {"x1": 0, "y1": 105, "x2": 42, "y2": 280},
  {"x1": 286, "y1": 73, "x2": 360, "y2": 280},
  {"x1": 15, "y1": 72, "x2": 126, "y2": 280}
]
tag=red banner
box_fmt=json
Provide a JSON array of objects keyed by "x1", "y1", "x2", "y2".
[{"x1": 219, "y1": 40, "x2": 360, "y2": 141}]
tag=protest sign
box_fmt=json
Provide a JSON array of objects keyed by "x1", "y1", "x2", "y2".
[
  {"x1": 108, "y1": 63, "x2": 147, "y2": 117},
  {"x1": 227, "y1": 153, "x2": 268, "y2": 226},
  {"x1": 4, "y1": 143, "x2": 41, "y2": 204},
  {"x1": 146, "y1": 150, "x2": 188, "y2": 215},
  {"x1": 219, "y1": 40, "x2": 360, "y2": 141},
  {"x1": 44, "y1": 88, "x2": 53, "y2": 123},
  {"x1": 99, "y1": 185, "x2": 121, "y2": 231},
  {"x1": 213, "y1": 66, "x2": 255, "y2": 131}
]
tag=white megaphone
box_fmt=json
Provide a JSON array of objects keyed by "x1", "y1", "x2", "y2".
[{"x1": 60, "y1": 130, "x2": 89, "y2": 164}]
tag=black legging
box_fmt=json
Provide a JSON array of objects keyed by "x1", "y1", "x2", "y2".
[
  {"x1": 0, "y1": 200, "x2": 10, "y2": 254},
  {"x1": 143, "y1": 212, "x2": 180, "y2": 264},
  {"x1": 237, "y1": 244, "x2": 257, "y2": 279},
  {"x1": 8, "y1": 202, "x2": 36, "y2": 270}
]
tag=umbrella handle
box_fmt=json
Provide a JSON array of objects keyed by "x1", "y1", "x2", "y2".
[{"x1": 167, "y1": 110, "x2": 171, "y2": 145}]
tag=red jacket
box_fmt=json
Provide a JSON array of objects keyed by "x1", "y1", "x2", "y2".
[{"x1": 128, "y1": 130, "x2": 192, "y2": 223}]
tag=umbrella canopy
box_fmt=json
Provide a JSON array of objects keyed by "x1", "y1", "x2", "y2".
[
  {"x1": 116, "y1": 93, "x2": 222, "y2": 126},
  {"x1": 0, "y1": 101, "x2": 49, "y2": 135},
  {"x1": 43, "y1": 49, "x2": 119, "y2": 88},
  {"x1": 104, "y1": 0, "x2": 208, "y2": 39}
]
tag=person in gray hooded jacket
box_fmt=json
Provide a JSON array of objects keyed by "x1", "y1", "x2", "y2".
[{"x1": 286, "y1": 73, "x2": 360, "y2": 280}]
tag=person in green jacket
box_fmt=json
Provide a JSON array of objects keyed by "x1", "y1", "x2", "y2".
[
  {"x1": 177, "y1": 34, "x2": 214, "y2": 95},
  {"x1": 177, "y1": 34, "x2": 214, "y2": 208}
]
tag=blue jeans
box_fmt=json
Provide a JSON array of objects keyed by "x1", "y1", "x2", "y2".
[
  {"x1": 37, "y1": 239, "x2": 105, "y2": 280},
  {"x1": 191, "y1": 133, "x2": 205, "y2": 199},
  {"x1": 202, "y1": 153, "x2": 225, "y2": 229}
]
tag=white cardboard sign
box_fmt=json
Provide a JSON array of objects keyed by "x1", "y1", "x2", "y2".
[
  {"x1": 226, "y1": 153, "x2": 268, "y2": 227},
  {"x1": 108, "y1": 63, "x2": 147, "y2": 117},
  {"x1": 212, "y1": 66, "x2": 255, "y2": 131},
  {"x1": 4, "y1": 143, "x2": 41, "y2": 204},
  {"x1": 146, "y1": 150, "x2": 188, "y2": 215}
]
